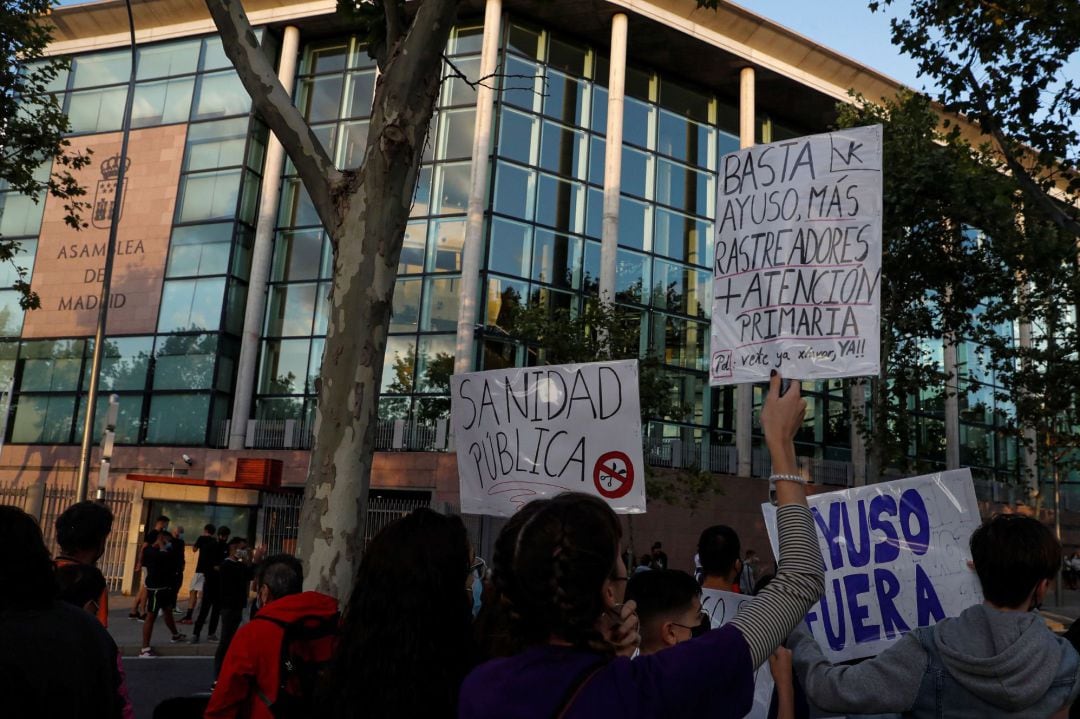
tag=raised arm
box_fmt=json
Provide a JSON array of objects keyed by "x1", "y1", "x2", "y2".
[{"x1": 730, "y1": 371, "x2": 825, "y2": 668}]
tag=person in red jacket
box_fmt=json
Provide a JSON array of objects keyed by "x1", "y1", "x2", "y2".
[{"x1": 205, "y1": 554, "x2": 338, "y2": 719}]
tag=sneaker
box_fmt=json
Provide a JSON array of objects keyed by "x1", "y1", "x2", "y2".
[
  {"x1": 208, "y1": 634, "x2": 219, "y2": 642},
  {"x1": 128, "y1": 612, "x2": 141, "y2": 621},
  {"x1": 171, "y1": 633, "x2": 187, "y2": 643},
  {"x1": 173, "y1": 608, "x2": 185, "y2": 615},
  {"x1": 179, "y1": 617, "x2": 193, "y2": 625},
  {"x1": 138, "y1": 648, "x2": 156, "y2": 658},
  {"x1": 190, "y1": 634, "x2": 201, "y2": 644}
]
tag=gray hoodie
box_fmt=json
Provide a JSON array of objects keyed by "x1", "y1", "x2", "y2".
[{"x1": 789, "y1": 604, "x2": 1080, "y2": 717}]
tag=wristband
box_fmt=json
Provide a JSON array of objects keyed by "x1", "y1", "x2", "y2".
[{"x1": 769, "y1": 473, "x2": 807, "y2": 505}]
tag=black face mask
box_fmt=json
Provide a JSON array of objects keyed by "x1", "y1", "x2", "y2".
[{"x1": 691, "y1": 613, "x2": 712, "y2": 639}]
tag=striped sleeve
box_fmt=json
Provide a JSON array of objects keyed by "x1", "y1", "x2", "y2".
[{"x1": 730, "y1": 504, "x2": 825, "y2": 668}]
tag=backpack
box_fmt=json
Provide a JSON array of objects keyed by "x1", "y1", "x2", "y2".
[{"x1": 254, "y1": 612, "x2": 340, "y2": 718}]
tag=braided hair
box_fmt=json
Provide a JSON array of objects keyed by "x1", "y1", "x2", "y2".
[
  {"x1": 508, "y1": 493, "x2": 623, "y2": 652},
  {"x1": 475, "y1": 498, "x2": 552, "y2": 657}
]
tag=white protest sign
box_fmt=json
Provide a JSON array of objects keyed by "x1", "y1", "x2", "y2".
[
  {"x1": 450, "y1": 359, "x2": 646, "y2": 517},
  {"x1": 763, "y1": 469, "x2": 983, "y2": 663},
  {"x1": 710, "y1": 125, "x2": 883, "y2": 385},
  {"x1": 700, "y1": 588, "x2": 775, "y2": 718}
]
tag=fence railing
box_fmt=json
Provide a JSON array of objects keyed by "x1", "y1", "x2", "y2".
[
  {"x1": 363, "y1": 495, "x2": 432, "y2": 546},
  {"x1": 233, "y1": 417, "x2": 860, "y2": 485},
  {"x1": 257, "y1": 491, "x2": 434, "y2": 555},
  {"x1": 0, "y1": 482, "x2": 30, "y2": 513},
  {"x1": 235, "y1": 418, "x2": 449, "y2": 452},
  {"x1": 0, "y1": 483, "x2": 134, "y2": 592},
  {"x1": 259, "y1": 491, "x2": 303, "y2": 556}
]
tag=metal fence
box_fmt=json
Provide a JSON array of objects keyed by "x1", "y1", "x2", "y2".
[
  {"x1": 364, "y1": 494, "x2": 432, "y2": 545},
  {"x1": 233, "y1": 418, "x2": 450, "y2": 452},
  {"x1": 257, "y1": 491, "x2": 435, "y2": 556},
  {"x1": 259, "y1": 491, "x2": 304, "y2": 556},
  {"x1": 231, "y1": 416, "x2": 860, "y2": 486},
  {"x1": 0, "y1": 482, "x2": 30, "y2": 512},
  {"x1": 0, "y1": 483, "x2": 134, "y2": 592}
]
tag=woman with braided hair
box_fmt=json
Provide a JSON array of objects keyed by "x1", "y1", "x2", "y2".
[
  {"x1": 460, "y1": 371, "x2": 825, "y2": 718},
  {"x1": 474, "y1": 497, "x2": 552, "y2": 659}
]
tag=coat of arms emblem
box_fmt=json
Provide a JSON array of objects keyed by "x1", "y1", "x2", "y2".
[{"x1": 92, "y1": 154, "x2": 130, "y2": 229}]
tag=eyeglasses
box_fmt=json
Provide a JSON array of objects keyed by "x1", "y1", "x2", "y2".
[{"x1": 469, "y1": 556, "x2": 487, "y2": 579}]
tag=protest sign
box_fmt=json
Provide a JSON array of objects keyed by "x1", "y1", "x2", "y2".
[
  {"x1": 763, "y1": 469, "x2": 983, "y2": 663},
  {"x1": 710, "y1": 124, "x2": 883, "y2": 385},
  {"x1": 451, "y1": 359, "x2": 646, "y2": 517},
  {"x1": 700, "y1": 589, "x2": 774, "y2": 718}
]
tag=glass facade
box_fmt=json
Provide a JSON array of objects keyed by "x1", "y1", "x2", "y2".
[
  {"x1": 0, "y1": 13, "x2": 1030, "y2": 486},
  {"x1": 5, "y1": 34, "x2": 266, "y2": 445},
  {"x1": 254, "y1": 27, "x2": 483, "y2": 428},
  {"x1": 477, "y1": 23, "x2": 730, "y2": 442}
]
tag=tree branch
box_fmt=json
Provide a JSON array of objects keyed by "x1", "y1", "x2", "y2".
[
  {"x1": 963, "y1": 67, "x2": 1080, "y2": 237},
  {"x1": 383, "y1": 0, "x2": 404, "y2": 54},
  {"x1": 442, "y1": 54, "x2": 545, "y2": 96},
  {"x1": 204, "y1": 0, "x2": 343, "y2": 233}
]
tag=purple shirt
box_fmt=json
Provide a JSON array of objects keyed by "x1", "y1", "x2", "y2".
[{"x1": 459, "y1": 624, "x2": 753, "y2": 719}]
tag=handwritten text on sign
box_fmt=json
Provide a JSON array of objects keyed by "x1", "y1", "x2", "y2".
[
  {"x1": 451, "y1": 360, "x2": 646, "y2": 517},
  {"x1": 710, "y1": 125, "x2": 883, "y2": 385},
  {"x1": 763, "y1": 469, "x2": 982, "y2": 662}
]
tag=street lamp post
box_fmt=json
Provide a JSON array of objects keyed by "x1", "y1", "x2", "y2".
[{"x1": 75, "y1": 0, "x2": 136, "y2": 502}]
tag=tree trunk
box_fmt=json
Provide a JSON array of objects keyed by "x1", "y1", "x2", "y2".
[
  {"x1": 208, "y1": 0, "x2": 460, "y2": 602},
  {"x1": 300, "y1": 0, "x2": 459, "y2": 602}
]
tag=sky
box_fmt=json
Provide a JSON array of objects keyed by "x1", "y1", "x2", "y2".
[
  {"x1": 736, "y1": 0, "x2": 1079, "y2": 149},
  {"x1": 732, "y1": 0, "x2": 928, "y2": 91}
]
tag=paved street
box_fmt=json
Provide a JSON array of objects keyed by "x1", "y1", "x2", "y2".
[
  {"x1": 122, "y1": 657, "x2": 213, "y2": 719},
  {"x1": 108, "y1": 597, "x2": 223, "y2": 715},
  {"x1": 107, "y1": 597, "x2": 219, "y2": 657}
]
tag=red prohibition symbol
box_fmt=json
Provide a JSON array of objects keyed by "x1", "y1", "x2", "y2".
[{"x1": 593, "y1": 450, "x2": 635, "y2": 500}]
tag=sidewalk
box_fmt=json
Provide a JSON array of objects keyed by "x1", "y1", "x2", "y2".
[{"x1": 107, "y1": 594, "x2": 218, "y2": 657}]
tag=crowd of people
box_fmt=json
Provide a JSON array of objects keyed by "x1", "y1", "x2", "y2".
[{"x1": 4, "y1": 372, "x2": 1080, "y2": 718}]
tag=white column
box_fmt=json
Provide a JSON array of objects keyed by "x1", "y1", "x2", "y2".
[
  {"x1": 598, "y1": 13, "x2": 628, "y2": 302},
  {"x1": 229, "y1": 25, "x2": 301, "y2": 450},
  {"x1": 454, "y1": 0, "x2": 502, "y2": 375},
  {"x1": 735, "y1": 67, "x2": 755, "y2": 477},
  {"x1": 943, "y1": 336, "x2": 960, "y2": 469}
]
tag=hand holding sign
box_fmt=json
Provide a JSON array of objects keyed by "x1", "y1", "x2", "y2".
[
  {"x1": 760, "y1": 371, "x2": 807, "y2": 505},
  {"x1": 761, "y1": 372, "x2": 807, "y2": 450}
]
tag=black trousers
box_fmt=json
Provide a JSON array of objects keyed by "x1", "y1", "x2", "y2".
[
  {"x1": 214, "y1": 607, "x2": 244, "y2": 678},
  {"x1": 193, "y1": 572, "x2": 220, "y2": 636}
]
